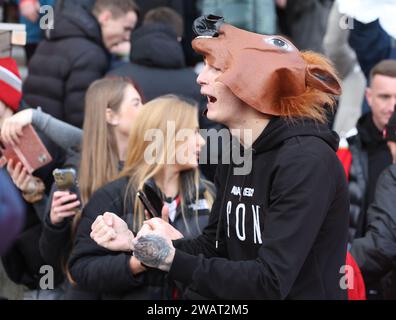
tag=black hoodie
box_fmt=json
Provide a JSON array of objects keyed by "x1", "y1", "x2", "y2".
[
  {"x1": 169, "y1": 117, "x2": 349, "y2": 299},
  {"x1": 23, "y1": 2, "x2": 109, "y2": 128}
]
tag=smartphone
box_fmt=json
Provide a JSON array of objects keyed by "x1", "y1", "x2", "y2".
[
  {"x1": 137, "y1": 183, "x2": 163, "y2": 219},
  {"x1": 52, "y1": 168, "x2": 81, "y2": 210}
]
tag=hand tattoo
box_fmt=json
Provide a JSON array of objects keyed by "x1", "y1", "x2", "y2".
[{"x1": 133, "y1": 234, "x2": 174, "y2": 271}]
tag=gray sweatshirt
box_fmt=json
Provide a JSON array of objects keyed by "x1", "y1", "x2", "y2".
[
  {"x1": 32, "y1": 108, "x2": 82, "y2": 151},
  {"x1": 31, "y1": 109, "x2": 82, "y2": 221}
]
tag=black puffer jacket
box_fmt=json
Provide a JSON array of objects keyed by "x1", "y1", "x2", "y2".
[
  {"x1": 68, "y1": 175, "x2": 214, "y2": 299},
  {"x1": 23, "y1": 3, "x2": 110, "y2": 128},
  {"x1": 108, "y1": 23, "x2": 199, "y2": 103},
  {"x1": 347, "y1": 113, "x2": 392, "y2": 242},
  {"x1": 351, "y1": 164, "x2": 396, "y2": 299}
]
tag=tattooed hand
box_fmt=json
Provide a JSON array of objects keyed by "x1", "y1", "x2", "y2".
[{"x1": 132, "y1": 234, "x2": 175, "y2": 272}]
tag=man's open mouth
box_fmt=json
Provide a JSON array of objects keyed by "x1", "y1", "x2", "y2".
[{"x1": 205, "y1": 94, "x2": 217, "y2": 103}]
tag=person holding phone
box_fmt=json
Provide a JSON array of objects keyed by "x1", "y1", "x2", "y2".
[
  {"x1": 68, "y1": 95, "x2": 215, "y2": 300},
  {"x1": 1, "y1": 77, "x2": 143, "y2": 299}
]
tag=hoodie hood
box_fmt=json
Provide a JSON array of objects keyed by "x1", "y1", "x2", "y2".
[
  {"x1": 252, "y1": 117, "x2": 340, "y2": 154},
  {"x1": 130, "y1": 23, "x2": 186, "y2": 69},
  {"x1": 46, "y1": 2, "x2": 103, "y2": 47},
  {"x1": 214, "y1": 116, "x2": 340, "y2": 249}
]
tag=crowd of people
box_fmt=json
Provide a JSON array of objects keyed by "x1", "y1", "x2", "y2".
[{"x1": 0, "y1": 0, "x2": 395, "y2": 300}]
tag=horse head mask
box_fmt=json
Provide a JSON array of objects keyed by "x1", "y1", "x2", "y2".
[{"x1": 192, "y1": 15, "x2": 342, "y2": 121}]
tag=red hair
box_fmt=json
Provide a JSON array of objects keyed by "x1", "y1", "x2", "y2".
[{"x1": 278, "y1": 51, "x2": 341, "y2": 123}]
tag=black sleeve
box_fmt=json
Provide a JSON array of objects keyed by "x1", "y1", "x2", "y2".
[
  {"x1": 348, "y1": 19, "x2": 391, "y2": 80},
  {"x1": 351, "y1": 167, "x2": 396, "y2": 280},
  {"x1": 169, "y1": 151, "x2": 337, "y2": 299},
  {"x1": 68, "y1": 186, "x2": 145, "y2": 294},
  {"x1": 38, "y1": 211, "x2": 71, "y2": 280},
  {"x1": 38, "y1": 183, "x2": 71, "y2": 271},
  {"x1": 63, "y1": 49, "x2": 108, "y2": 128}
]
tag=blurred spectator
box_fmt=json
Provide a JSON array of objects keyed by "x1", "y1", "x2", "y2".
[
  {"x1": 0, "y1": 59, "x2": 27, "y2": 297},
  {"x1": 132, "y1": 0, "x2": 199, "y2": 65},
  {"x1": 0, "y1": 57, "x2": 66, "y2": 299},
  {"x1": 1, "y1": 77, "x2": 143, "y2": 299},
  {"x1": 338, "y1": 60, "x2": 396, "y2": 245},
  {"x1": 277, "y1": 0, "x2": 333, "y2": 53},
  {"x1": 16, "y1": 0, "x2": 56, "y2": 63},
  {"x1": 351, "y1": 110, "x2": 396, "y2": 299},
  {"x1": 336, "y1": 0, "x2": 396, "y2": 82},
  {"x1": 22, "y1": 0, "x2": 139, "y2": 128},
  {"x1": 349, "y1": 19, "x2": 396, "y2": 82},
  {"x1": 180, "y1": 0, "x2": 201, "y2": 67},
  {"x1": 322, "y1": 1, "x2": 360, "y2": 129},
  {"x1": 0, "y1": 57, "x2": 21, "y2": 126},
  {"x1": 338, "y1": 0, "x2": 396, "y2": 114},
  {"x1": 109, "y1": 7, "x2": 196, "y2": 102},
  {"x1": 0, "y1": 165, "x2": 25, "y2": 256},
  {"x1": 134, "y1": 0, "x2": 183, "y2": 24},
  {"x1": 198, "y1": 0, "x2": 276, "y2": 35},
  {"x1": 323, "y1": 1, "x2": 357, "y2": 80}
]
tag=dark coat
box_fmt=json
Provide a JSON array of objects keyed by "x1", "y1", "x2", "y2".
[
  {"x1": 108, "y1": 23, "x2": 199, "y2": 103},
  {"x1": 347, "y1": 113, "x2": 392, "y2": 242},
  {"x1": 349, "y1": 19, "x2": 396, "y2": 81},
  {"x1": 68, "y1": 175, "x2": 214, "y2": 299},
  {"x1": 0, "y1": 170, "x2": 25, "y2": 255},
  {"x1": 351, "y1": 164, "x2": 396, "y2": 299},
  {"x1": 1, "y1": 131, "x2": 66, "y2": 289},
  {"x1": 23, "y1": 3, "x2": 110, "y2": 128}
]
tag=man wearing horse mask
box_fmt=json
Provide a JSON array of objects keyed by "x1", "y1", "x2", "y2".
[{"x1": 90, "y1": 15, "x2": 349, "y2": 300}]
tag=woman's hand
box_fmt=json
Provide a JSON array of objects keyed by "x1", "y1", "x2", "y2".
[
  {"x1": 1, "y1": 109, "x2": 34, "y2": 145},
  {"x1": 90, "y1": 212, "x2": 134, "y2": 252},
  {"x1": 50, "y1": 191, "x2": 80, "y2": 225},
  {"x1": 6, "y1": 160, "x2": 45, "y2": 203},
  {"x1": 7, "y1": 160, "x2": 34, "y2": 193}
]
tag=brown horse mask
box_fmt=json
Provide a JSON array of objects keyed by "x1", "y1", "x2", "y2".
[{"x1": 192, "y1": 15, "x2": 342, "y2": 121}]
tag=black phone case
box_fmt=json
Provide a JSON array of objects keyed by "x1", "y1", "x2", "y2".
[{"x1": 137, "y1": 183, "x2": 163, "y2": 218}]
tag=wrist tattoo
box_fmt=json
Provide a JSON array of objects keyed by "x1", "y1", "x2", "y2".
[{"x1": 133, "y1": 234, "x2": 171, "y2": 269}]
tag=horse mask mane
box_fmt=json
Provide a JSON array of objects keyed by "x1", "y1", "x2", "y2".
[{"x1": 192, "y1": 15, "x2": 342, "y2": 122}]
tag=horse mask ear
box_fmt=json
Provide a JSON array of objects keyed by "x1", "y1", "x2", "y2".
[{"x1": 306, "y1": 65, "x2": 342, "y2": 96}]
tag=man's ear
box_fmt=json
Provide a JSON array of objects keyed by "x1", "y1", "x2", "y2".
[
  {"x1": 106, "y1": 108, "x2": 119, "y2": 126},
  {"x1": 306, "y1": 65, "x2": 342, "y2": 95},
  {"x1": 365, "y1": 87, "x2": 373, "y2": 107},
  {"x1": 97, "y1": 9, "x2": 112, "y2": 25}
]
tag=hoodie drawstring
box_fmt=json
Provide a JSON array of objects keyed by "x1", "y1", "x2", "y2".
[
  {"x1": 215, "y1": 163, "x2": 233, "y2": 249},
  {"x1": 215, "y1": 146, "x2": 256, "y2": 249}
]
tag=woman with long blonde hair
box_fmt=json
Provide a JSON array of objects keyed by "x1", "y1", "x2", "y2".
[{"x1": 69, "y1": 95, "x2": 215, "y2": 299}]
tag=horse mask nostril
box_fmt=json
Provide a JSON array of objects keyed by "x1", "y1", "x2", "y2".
[{"x1": 193, "y1": 15, "x2": 225, "y2": 38}]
